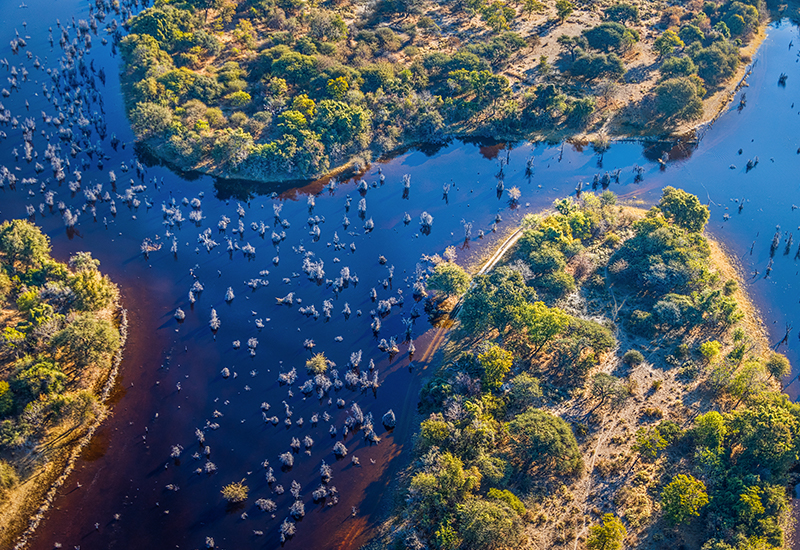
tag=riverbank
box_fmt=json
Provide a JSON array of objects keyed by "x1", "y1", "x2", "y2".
[
  {"x1": 0, "y1": 226, "x2": 127, "y2": 550},
  {"x1": 371, "y1": 191, "x2": 791, "y2": 550}
]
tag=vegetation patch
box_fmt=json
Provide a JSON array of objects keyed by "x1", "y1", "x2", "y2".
[
  {"x1": 120, "y1": 0, "x2": 764, "y2": 182},
  {"x1": 382, "y1": 188, "x2": 793, "y2": 550},
  {"x1": 0, "y1": 220, "x2": 124, "y2": 547}
]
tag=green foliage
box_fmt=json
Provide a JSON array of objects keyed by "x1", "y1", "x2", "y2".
[
  {"x1": 583, "y1": 22, "x2": 640, "y2": 53},
  {"x1": 764, "y1": 353, "x2": 791, "y2": 380},
  {"x1": 130, "y1": 102, "x2": 174, "y2": 140},
  {"x1": 507, "y1": 372, "x2": 541, "y2": 412},
  {"x1": 459, "y1": 267, "x2": 536, "y2": 335},
  {"x1": 660, "y1": 56, "x2": 697, "y2": 79},
  {"x1": 655, "y1": 77, "x2": 705, "y2": 121},
  {"x1": 604, "y1": 3, "x2": 638, "y2": 23},
  {"x1": 728, "y1": 399, "x2": 800, "y2": 475},
  {"x1": 692, "y1": 411, "x2": 727, "y2": 451},
  {"x1": 661, "y1": 474, "x2": 709, "y2": 525},
  {"x1": 0, "y1": 220, "x2": 51, "y2": 270},
  {"x1": 52, "y1": 314, "x2": 120, "y2": 369},
  {"x1": 428, "y1": 262, "x2": 471, "y2": 297},
  {"x1": 555, "y1": 0, "x2": 573, "y2": 22},
  {"x1": 699, "y1": 340, "x2": 722, "y2": 363},
  {"x1": 510, "y1": 301, "x2": 569, "y2": 353},
  {"x1": 456, "y1": 499, "x2": 527, "y2": 549},
  {"x1": 587, "y1": 513, "x2": 627, "y2": 550},
  {"x1": 571, "y1": 51, "x2": 626, "y2": 81},
  {"x1": 507, "y1": 409, "x2": 583, "y2": 475},
  {"x1": 623, "y1": 349, "x2": 644, "y2": 365},
  {"x1": 68, "y1": 269, "x2": 118, "y2": 311},
  {"x1": 478, "y1": 344, "x2": 513, "y2": 390},
  {"x1": 654, "y1": 30, "x2": 684, "y2": 58},
  {"x1": 407, "y1": 451, "x2": 481, "y2": 532},
  {"x1": 692, "y1": 41, "x2": 740, "y2": 86},
  {"x1": 486, "y1": 487, "x2": 525, "y2": 516},
  {"x1": 658, "y1": 187, "x2": 710, "y2": 234}
]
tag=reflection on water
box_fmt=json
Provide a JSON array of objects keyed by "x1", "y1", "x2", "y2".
[{"x1": 0, "y1": 0, "x2": 798, "y2": 548}]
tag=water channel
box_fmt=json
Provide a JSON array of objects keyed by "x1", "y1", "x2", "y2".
[{"x1": 0, "y1": 1, "x2": 798, "y2": 547}]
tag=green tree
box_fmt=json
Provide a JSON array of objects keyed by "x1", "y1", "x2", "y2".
[
  {"x1": 68, "y1": 269, "x2": 118, "y2": 311},
  {"x1": 558, "y1": 34, "x2": 588, "y2": 61},
  {"x1": 604, "y1": 3, "x2": 638, "y2": 23},
  {"x1": 510, "y1": 301, "x2": 569, "y2": 353},
  {"x1": 655, "y1": 77, "x2": 704, "y2": 122},
  {"x1": 765, "y1": 353, "x2": 791, "y2": 381},
  {"x1": 457, "y1": 499, "x2": 527, "y2": 550},
  {"x1": 660, "y1": 56, "x2": 697, "y2": 79},
  {"x1": 555, "y1": 0, "x2": 573, "y2": 22},
  {"x1": 427, "y1": 262, "x2": 471, "y2": 297},
  {"x1": 478, "y1": 344, "x2": 513, "y2": 390},
  {"x1": 654, "y1": 30, "x2": 684, "y2": 59},
  {"x1": 522, "y1": 0, "x2": 545, "y2": 17},
  {"x1": 583, "y1": 22, "x2": 639, "y2": 52},
  {"x1": 692, "y1": 410, "x2": 727, "y2": 451},
  {"x1": 657, "y1": 186, "x2": 710, "y2": 233},
  {"x1": 587, "y1": 513, "x2": 627, "y2": 550},
  {"x1": 52, "y1": 315, "x2": 121, "y2": 369},
  {"x1": 0, "y1": 220, "x2": 51, "y2": 270},
  {"x1": 129, "y1": 102, "x2": 173, "y2": 140},
  {"x1": 661, "y1": 474, "x2": 709, "y2": 525},
  {"x1": 507, "y1": 409, "x2": 583, "y2": 475}
]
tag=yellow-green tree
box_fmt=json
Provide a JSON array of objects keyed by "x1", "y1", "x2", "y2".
[
  {"x1": 661, "y1": 474, "x2": 709, "y2": 525},
  {"x1": 587, "y1": 513, "x2": 626, "y2": 550},
  {"x1": 478, "y1": 344, "x2": 513, "y2": 390}
]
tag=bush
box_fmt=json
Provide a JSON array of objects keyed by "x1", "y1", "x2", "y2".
[
  {"x1": 583, "y1": 22, "x2": 639, "y2": 52},
  {"x1": 478, "y1": 344, "x2": 513, "y2": 390},
  {"x1": 306, "y1": 352, "x2": 329, "y2": 374},
  {"x1": 765, "y1": 353, "x2": 791, "y2": 380},
  {"x1": 457, "y1": 499, "x2": 527, "y2": 550},
  {"x1": 623, "y1": 350, "x2": 644, "y2": 366},
  {"x1": 68, "y1": 269, "x2": 118, "y2": 311},
  {"x1": 699, "y1": 340, "x2": 722, "y2": 363},
  {"x1": 0, "y1": 460, "x2": 18, "y2": 494},
  {"x1": 427, "y1": 262, "x2": 471, "y2": 297},
  {"x1": 661, "y1": 474, "x2": 709, "y2": 525},
  {"x1": 655, "y1": 77, "x2": 704, "y2": 121},
  {"x1": 486, "y1": 488, "x2": 525, "y2": 515},
  {"x1": 227, "y1": 91, "x2": 251, "y2": 107},
  {"x1": 129, "y1": 102, "x2": 173, "y2": 140},
  {"x1": 587, "y1": 513, "x2": 626, "y2": 550},
  {"x1": 221, "y1": 480, "x2": 249, "y2": 502},
  {"x1": 507, "y1": 409, "x2": 583, "y2": 475},
  {"x1": 52, "y1": 315, "x2": 121, "y2": 368},
  {"x1": 0, "y1": 381, "x2": 12, "y2": 416}
]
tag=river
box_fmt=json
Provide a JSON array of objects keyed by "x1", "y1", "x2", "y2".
[{"x1": 0, "y1": 1, "x2": 798, "y2": 548}]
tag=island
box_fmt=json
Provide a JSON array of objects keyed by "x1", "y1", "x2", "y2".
[
  {"x1": 119, "y1": 0, "x2": 766, "y2": 182},
  {"x1": 375, "y1": 188, "x2": 795, "y2": 550}
]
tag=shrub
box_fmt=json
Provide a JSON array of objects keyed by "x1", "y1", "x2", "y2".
[
  {"x1": 623, "y1": 350, "x2": 644, "y2": 366},
  {"x1": 587, "y1": 513, "x2": 626, "y2": 550},
  {"x1": 699, "y1": 340, "x2": 722, "y2": 363},
  {"x1": 457, "y1": 499, "x2": 527, "y2": 550},
  {"x1": 507, "y1": 409, "x2": 583, "y2": 475},
  {"x1": 129, "y1": 102, "x2": 173, "y2": 140},
  {"x1": 765, "y1": 353, "x2": 791, "y2": 380},
  {"x1": 655, "y1": 77, "x2": 704, "y2": 121},
  {"x1": 221, "y1": 480, "x2": 249, "y2": 502},
  {"x1": 583, "y1": 22, "x2": 639, "y2": 52},
  {"x1": 478, "y1": 344, "x2": 513, "y2": 391},
  {"x1": 0, "y1": 460, "x2": 18, "y2": 494},
  {"x1": 427, "y1": 262, "x2": 471, "y2": 297},
  {"x1": 227, "y1": 91, "x2": 251, "y2": 107},
  {"x1": 661, "y1": 474, "x2": 709, "y2": 525},
  {"x1": 306, "y1": 352, "x2": 329, "y2": 374},
  {"x1": 0, "y1": 220, "x2": 51, "y2": 270},
  {"x1": 487, "y1": 487, "x2": 526, "y2": 515},
  {"x1": 0, "y1": 381, "x2": 12, "y2": 416}
]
